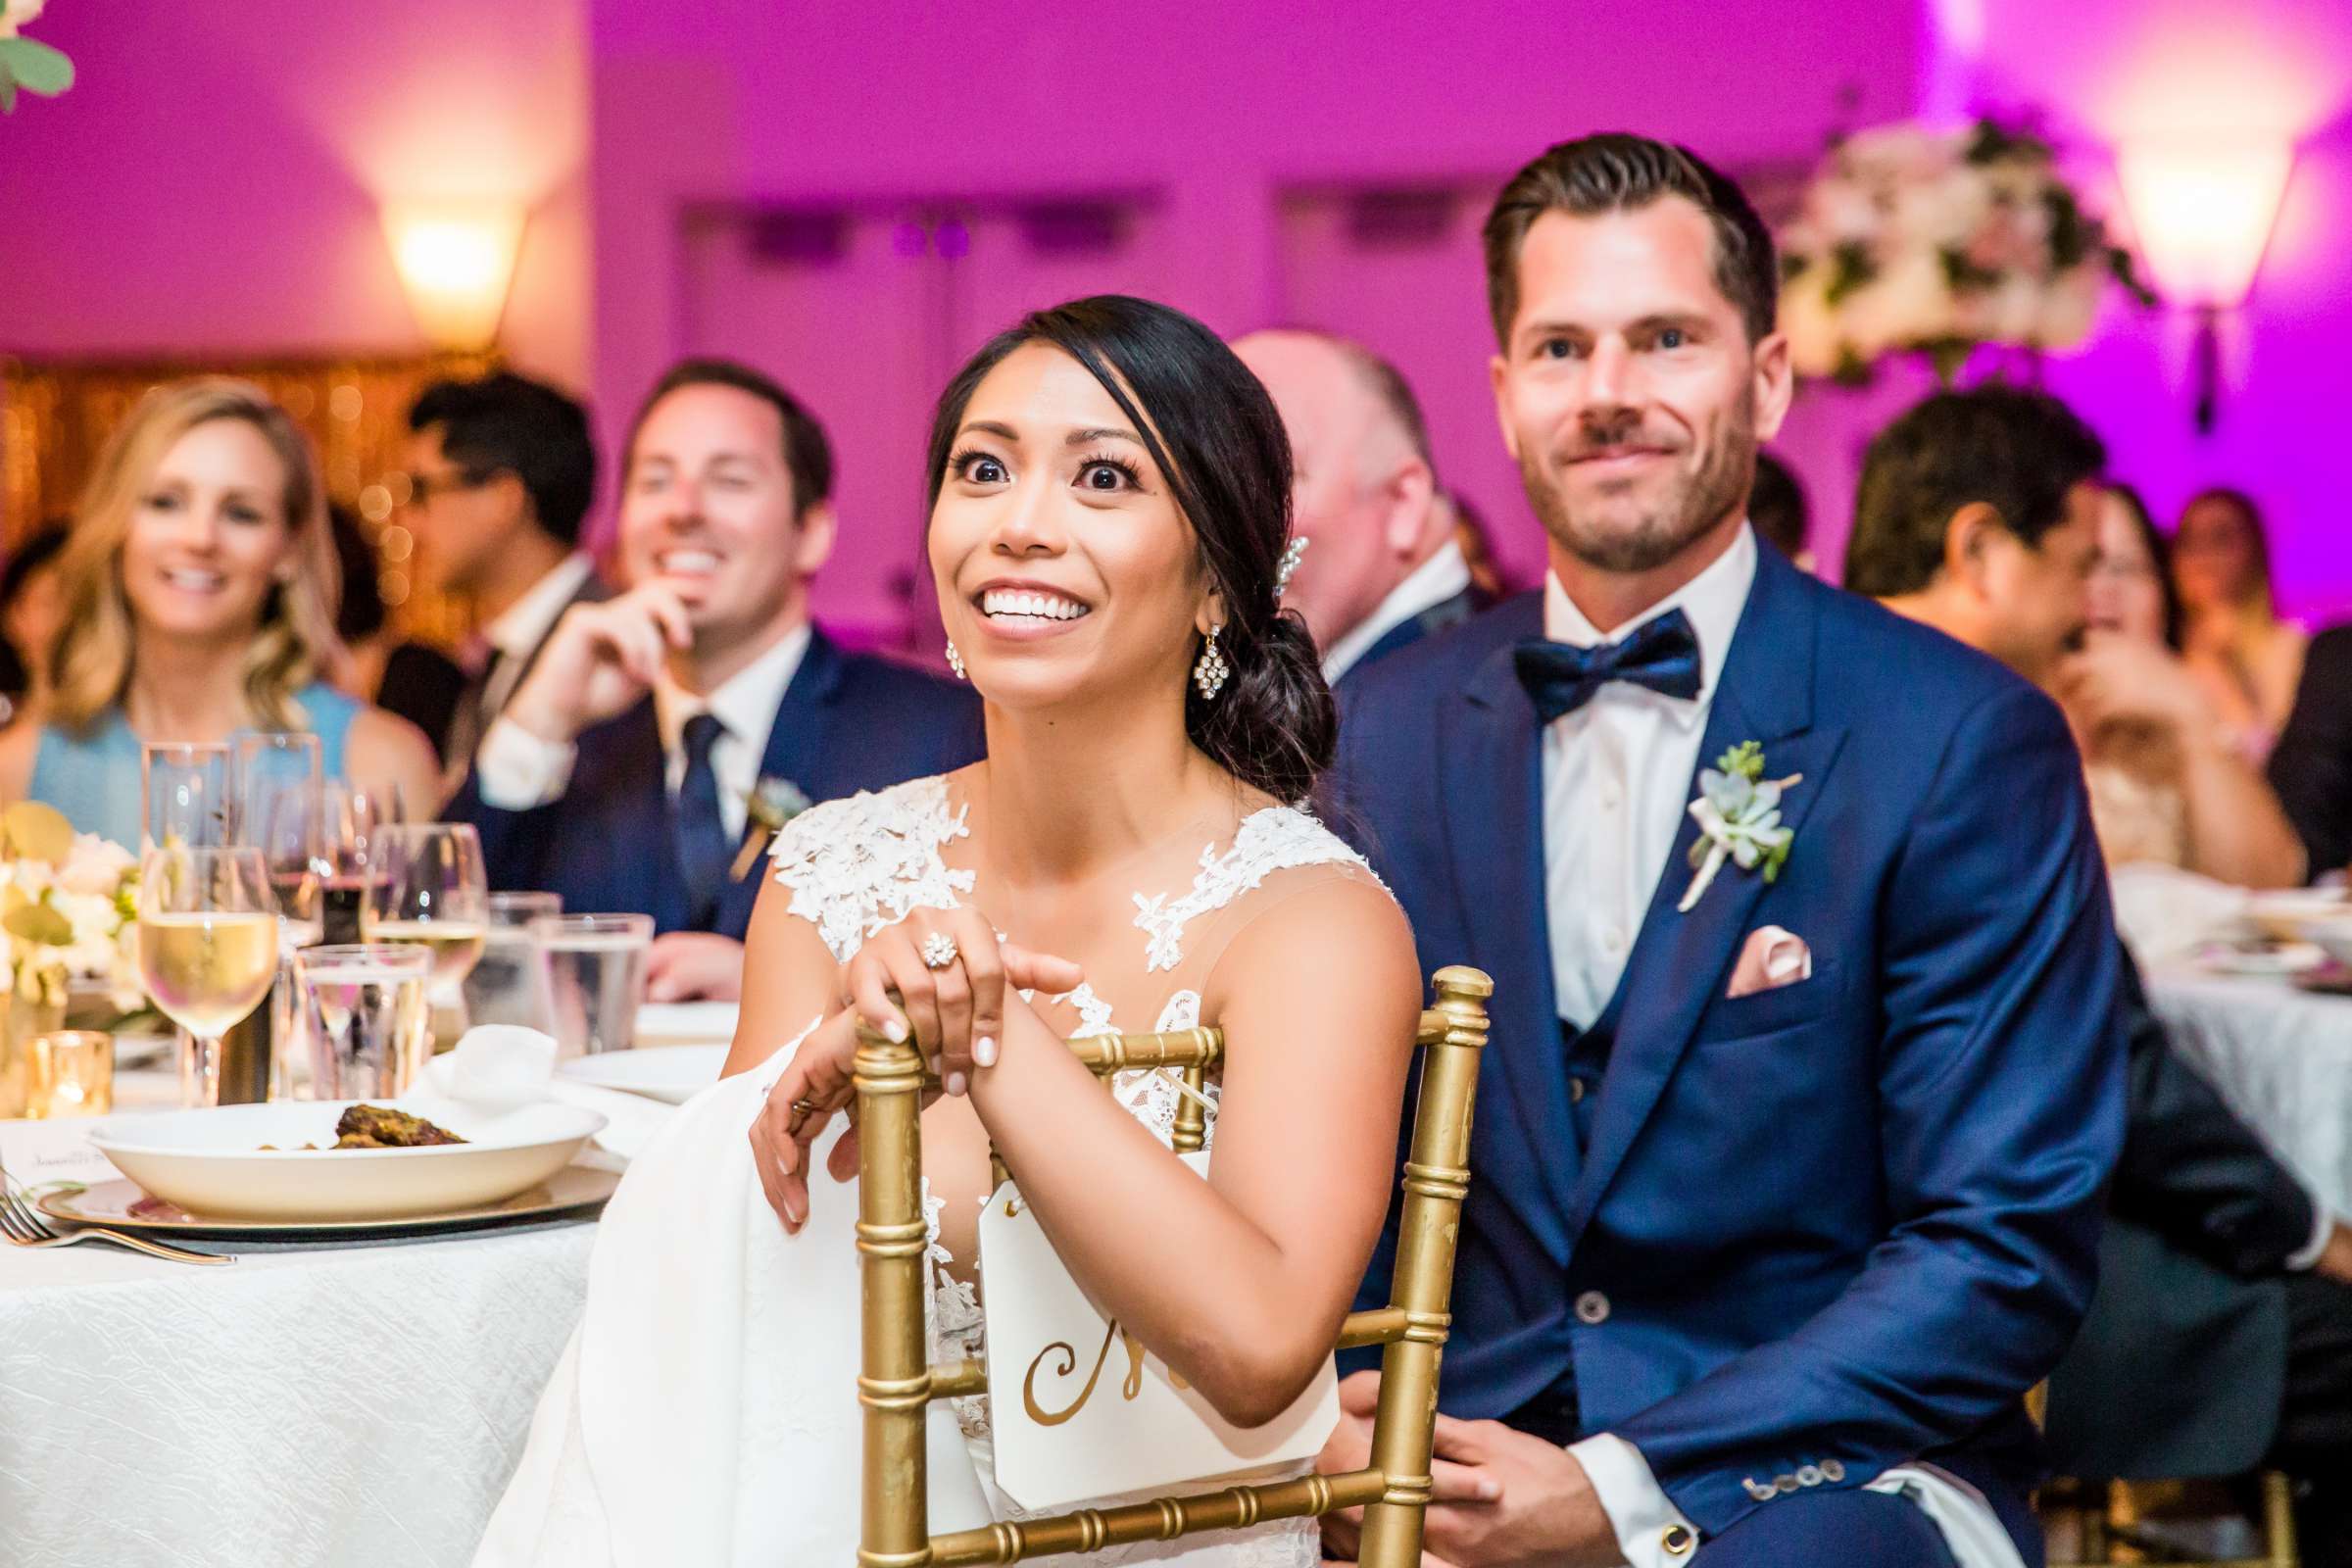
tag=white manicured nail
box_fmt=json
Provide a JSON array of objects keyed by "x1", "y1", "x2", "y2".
[
  {"x1": 945, "y1": 1071, "x2": 968, "y2": 1098},
  {"x1": 886, "y1": 1018, "x2": 908, "y2": 1043},
  {"x1": 974, "y1": 1036, "x2": 997, "y2": 1068}
]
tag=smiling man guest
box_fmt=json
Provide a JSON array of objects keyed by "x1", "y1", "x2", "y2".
[
  {"x1": 1324, "y1": 134, "x2": 2125, "y2": 1567},
  {"x1": 449, "y1": 360, "x2": 981, "y2": 1001}
]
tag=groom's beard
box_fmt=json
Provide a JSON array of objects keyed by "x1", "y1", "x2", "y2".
[{"x1": 1521, "y1": 394, "x2": 1757, "y2": 576}]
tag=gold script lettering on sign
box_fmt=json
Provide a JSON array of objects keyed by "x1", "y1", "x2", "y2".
[{"x1": 1022, "y1": 1319, "x2": 1152, "y2": 1427}]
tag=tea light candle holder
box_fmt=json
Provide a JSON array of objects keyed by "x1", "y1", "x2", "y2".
[{"x1": 27, "y1": 1030, "x2": 114, "y2": 1118}]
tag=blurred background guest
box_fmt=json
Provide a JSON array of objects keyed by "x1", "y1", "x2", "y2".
[
  {"x1": 0, "y1": 520, "x2": 70, "y2": 729},
  {"x1": 1444, "y1": 488, "x2": 1513, "y2": 604},
  {"x1": 2065, "y1": 482, "x2": 2305, "y2": 887},
  {"x1": 1747, "y1": 449, "x2": 1814, "y2": 572},
  {"x1": 2174, "y1": 486, "x2": 2306, "y2": 760},
  {"x1": 0, "y1": 379, "x2": 439, "y2": 844},
  {"x1": 1230, "y1": 328, "x2": 1485, "y2": 684},
  {"x1": 448, "y1": 359, "x2": 981, "y2": 1002},
  {"x1": 399, "y1": 369, "x2": 606, "y2": 773},
  {"x1": 2270, "y1": 619, "x2": 2352, "y2": 882},
  {"x1": 323, "y1": 501, "x2": 400, "y2": 701},
  {"x1": 1849, "y1": 384, "x2": 2352, "y2": 1564}
]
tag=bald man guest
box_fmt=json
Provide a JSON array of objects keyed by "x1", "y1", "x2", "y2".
[{"x1": 1233, "y1": 330, "x2": 1489, "y2": 687}]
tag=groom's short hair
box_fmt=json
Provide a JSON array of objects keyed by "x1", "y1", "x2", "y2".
[
  {"x1": 1843, "y1": 385, "x2": 2107, "y2": 597},
  {"x1": 1482, "y1": 133, "x2": 1779, "y2": 347}
]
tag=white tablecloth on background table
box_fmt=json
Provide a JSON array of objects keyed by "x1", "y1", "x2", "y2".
[
  {"x1": 2148, "y1": 966, "x2": 2352, "y2": 1216},
  {"x1": 0, "y1": 1214, "x2": 594, "y2": 1567}
]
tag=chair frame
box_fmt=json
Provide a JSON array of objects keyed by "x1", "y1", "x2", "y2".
[
  {"x1": 855, "y1": 964, "x2": 1493, "y2": 1567},
  {"x1": 2044, "y1": 1473, "x2": 2299, "y2": 1568}
]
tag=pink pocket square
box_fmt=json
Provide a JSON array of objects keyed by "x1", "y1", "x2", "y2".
[{"x1": 1727, "y1": 925, "x2": 1813, "y2": 999}]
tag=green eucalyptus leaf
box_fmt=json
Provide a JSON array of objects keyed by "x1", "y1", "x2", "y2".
[
  {"x1": 0, "y1": 62, "x2": 20, "y2": 115},
  {"x1": 0, "y1": 37, "x2": 73, "y2": 97}
]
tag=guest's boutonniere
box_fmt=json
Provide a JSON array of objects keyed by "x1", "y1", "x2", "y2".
[
  {"x1": 729, "y1": 775, "x2": 814, "y2": 881},
  {"x1": 1677, "y1": 741, "x2": 1802, "y2": 913}
]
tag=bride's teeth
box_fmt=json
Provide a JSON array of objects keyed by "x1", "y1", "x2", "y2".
[{"x1": 981, "y1": 588, "x2": 1087, "y2": 620}]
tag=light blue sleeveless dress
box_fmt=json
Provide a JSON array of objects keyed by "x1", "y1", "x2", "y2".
[{"x1": 25, "y1": 683, "x2": 362, "y2": 848}]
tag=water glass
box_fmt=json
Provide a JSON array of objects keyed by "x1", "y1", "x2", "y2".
[
  {"x1": 25, "y1": 1031, "x2": 113, "y2": 1118},
  {"x1": 142, "y1": 742, "x2": 231, "y2": 851},
  {"x1": 293, "y1": 945, "x2": 433, "y2": 1101},
  {"x1": 464, "y1": 891, "x2": 563, "y2": 1031},
  {"x1": 532, "y1": 913, "x2": 653, "y2": 1058}
]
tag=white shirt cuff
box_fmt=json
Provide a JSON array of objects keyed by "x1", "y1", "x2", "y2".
[
  {"x1": 473, "y1": 716, "x2": 578, "y2": 809},
  {"x1": 2285, "y1": 1197, "x2": 2336, "y2": 1272},
  {"x1": 1568, "y1": 1432, "x2": 1698, "y2": 1565}
]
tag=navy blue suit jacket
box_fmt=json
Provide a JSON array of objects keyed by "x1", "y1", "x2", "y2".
[
  {"x1": 1329, "y1": 545, "x2": 2126, "y2": 1541},
  {"x1": 450, "y1": 629, "x2": 982, "y2": 940}
]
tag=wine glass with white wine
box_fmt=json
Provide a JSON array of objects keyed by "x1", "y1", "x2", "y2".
[
  {"x1": 363, "y1": 823, "x2": 489, "y2": 1052},
  {"x1": 137, "y1": 845, "x2": 280, "y2": 1108}
]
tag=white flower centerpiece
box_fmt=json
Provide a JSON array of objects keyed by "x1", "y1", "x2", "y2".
[
  {"x1": 1777, "y1": 118, "x2": 2151, "y2": 384},
  {"x1": 0, "y1": 803, "x2": 140, "y2": 1114}
]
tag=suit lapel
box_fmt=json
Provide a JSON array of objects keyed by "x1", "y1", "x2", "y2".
[
  {"x1": 1564, "y1": 551, "x2": 1847, "y2": 1239},
  {"x1": 713, "y1": 631, "x2": 843, "y2": 935},
  {"x1": 1442, "y1": 599, "x2": 1581, "y2": 1249}
]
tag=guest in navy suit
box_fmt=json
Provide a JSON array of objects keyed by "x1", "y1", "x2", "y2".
[
  {"x1": 448, "y1": 360, "x2": 981, "y2": 1001},
  {"x1": 1230, "y1": 329, "x2": 1487, "y2": 689},
  {"x1": 1322, "y1": 134, "x2": 2125, "y2": 1568}
]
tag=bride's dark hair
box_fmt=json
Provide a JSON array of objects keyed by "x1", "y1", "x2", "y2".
[{"x1": 924, "y1": 294, "x2": 1335, "y2": 803}]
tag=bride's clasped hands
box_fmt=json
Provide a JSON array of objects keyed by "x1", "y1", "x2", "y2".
[{"x1": 750, "y1": 907, "x2": 1084, "y2": 1231}]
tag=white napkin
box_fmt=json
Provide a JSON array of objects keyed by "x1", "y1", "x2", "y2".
[
  {"x1": 418, "y1": 1026, "x2": 674, "y2": 1168},
  {"x1": 2109, "y1": 861, "x2": 2252, "y2": 966}
]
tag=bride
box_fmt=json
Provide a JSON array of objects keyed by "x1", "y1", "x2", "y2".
[{"x1": 477, "y1": 294, "x2": 1422, "y2": 1565}]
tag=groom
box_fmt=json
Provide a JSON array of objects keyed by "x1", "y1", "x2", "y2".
[{"x1": 1324, "y1": 134, "x2": 2126, "y2": 1566}]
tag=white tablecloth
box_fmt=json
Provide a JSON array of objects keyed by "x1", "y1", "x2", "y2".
[
  {"x1": 0, "y1": 1214, "x2": 593, "y2": 1567},
  {"x1": 2148, "y1": 967, "x2": 2352, "y2": 1216}
]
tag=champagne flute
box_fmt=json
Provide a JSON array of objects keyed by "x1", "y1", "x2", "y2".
[
  {"x1": 137, "y1": 845, "x2": 280, "y2": 1108},
  {"x1": 363, "y1": 823, "x2": 489, "y2": 1052}
]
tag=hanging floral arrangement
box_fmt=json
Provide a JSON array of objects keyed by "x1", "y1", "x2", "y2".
[
  {"x1": 1777, "y1": 119, "x2": 2152, "y2": 384},
  {"x1": 0, "y1": 0, "x2": 73, "y2": 114}
]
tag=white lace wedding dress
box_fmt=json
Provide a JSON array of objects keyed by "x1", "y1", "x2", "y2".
[{"x1": 476, "y1": 776, "x2": 1382, "y2": 1567}]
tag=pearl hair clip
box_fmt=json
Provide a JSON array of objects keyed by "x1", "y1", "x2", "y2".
[{"x1": 1274, "y1": 536, "x2": 1308, "y2": 601}]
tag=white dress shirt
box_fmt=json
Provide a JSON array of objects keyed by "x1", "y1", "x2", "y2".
[
  {"x1": 1321, "y1": 538, "x2": 1475, "y2": 683},
  {"x1": 1535, "y1": 524, "x2": 2022, "y2": 1568},
  {"x1": 473, "y1": 624, "x2": 812, "y2": 842},
  {"x1": 477, "y1": 552, "x2": 600, "y2": 722},
  {"x1": 1542, "y1": 524, "x2": 1754, "y2": 1030}
]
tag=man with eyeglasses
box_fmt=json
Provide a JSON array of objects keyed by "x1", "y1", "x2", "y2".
[{"x1": 399, "y1": 370, "x2": 608, "y2": 779}]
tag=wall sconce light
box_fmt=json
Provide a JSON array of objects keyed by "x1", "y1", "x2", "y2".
[
  {"x1": 382, "y1": 200, "x2": 527, "y2": 352},
  {"x1": 2115, "y1": 136, "x2": 2294, "y2": 433}
]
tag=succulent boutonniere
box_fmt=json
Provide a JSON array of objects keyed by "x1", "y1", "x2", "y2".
[
  {"x1": 1677, "y1": 741, "x2": 1802, "y2": 913},
  {"x1": 730, "y1": 775, "x2": 814, "y2": 881}
]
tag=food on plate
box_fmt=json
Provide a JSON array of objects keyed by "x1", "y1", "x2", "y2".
[{"x1": 257, "y1": 1104, "x2": 468, "y2": 1151}]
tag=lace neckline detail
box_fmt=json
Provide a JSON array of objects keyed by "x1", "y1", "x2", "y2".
[{"x1": 1131, "y1": 807, "x2": 1378, "y2": 972}]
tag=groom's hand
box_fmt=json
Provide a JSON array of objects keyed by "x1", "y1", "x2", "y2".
[
  {"x1": 1317, "y1": 1371, "x2": 1503, "y2": 1564},
  {"x1": 1421, "y1": 1413, "x2": 1616, "y2": 1568}
]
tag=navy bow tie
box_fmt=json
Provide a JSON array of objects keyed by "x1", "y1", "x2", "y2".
[{"x1": 1513, "y1": 608, "x2": 1704, "y2": 724}]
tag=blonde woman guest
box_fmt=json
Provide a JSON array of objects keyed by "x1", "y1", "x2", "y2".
[
  {"x1": 2061, "y1": 483, "x2": 2305, "y2": 887},
  {"x1": 0, "y1": 380, "x2": 439, "y2": 845},
  {"x1": 2173, "y1": 486, "x2": 2306, "y2": 759}
]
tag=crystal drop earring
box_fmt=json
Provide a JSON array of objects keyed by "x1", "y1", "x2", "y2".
[
  {"x1": 1192, "y1": 625, "x2": 1229, "y2": 700},
  {"x1": 945, "y1": 641, "x2": 966, "y2": 680}
]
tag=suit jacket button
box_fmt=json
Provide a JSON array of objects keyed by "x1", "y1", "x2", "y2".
[
  {"x1": 1574, "y1": 1291, "x2": 1610, "y2": 1324},
  {"x1": 1775, "y1": 1474, "x2": 1799, "y2": 1494},
  {"x1": 1742, "y1": 1478, "x2": 1775, "y2": 1501},
  {"x1": 1821, "y1": 1459, "x2": 1846, "y2": 1483},
  {"x1": 1661, "y1": 1524, "x2": 1695, "y2": 1556},
  {"x1": 1796, "y1": 1465, "x2": 1823, "y2": 1487}
]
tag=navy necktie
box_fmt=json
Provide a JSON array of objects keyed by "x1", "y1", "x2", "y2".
[
  {"x1": 675, "y1": 711, "x2": 733, "y2": 927},
  {"x1": 1513, "y1": 607, "x2": 1703, "y2": 725}
]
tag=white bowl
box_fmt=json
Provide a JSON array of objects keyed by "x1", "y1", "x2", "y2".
[
  {"x1": 2244, "y1": 889, "x2": 2350, "y2": 943},
  {"x1": 87, "y1": 1100, "x2": 608, "y2": 1221},
  {"x1": 632, "y1": 1002, "x2": 738, "y2": 1048},
  {"x1": 559, "y1": 1044, "x2": 727, "y2": 1105}
]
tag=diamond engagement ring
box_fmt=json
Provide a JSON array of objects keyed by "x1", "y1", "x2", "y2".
[{"x1": 920, "y1": 932, "x2": 959, "y2": 970}]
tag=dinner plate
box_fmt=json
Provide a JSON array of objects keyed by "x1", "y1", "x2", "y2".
[
  {"x1": 38, "y1": 1165, "x2": 619, "y2": 1240},
  {"x1": 86, "y1": 1099, "x2": 608, "y2": 1221},
  {"x1": 559, "y1": 1044, "x2": 727, "y2": 1104},
  {"x1": 633, "y1": 1001, "x2": 739, "y2": 1048}
]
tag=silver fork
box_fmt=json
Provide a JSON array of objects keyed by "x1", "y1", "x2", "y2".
[{"x1": 0, "y1": 1166, "x2": 233, "y2": 1266}]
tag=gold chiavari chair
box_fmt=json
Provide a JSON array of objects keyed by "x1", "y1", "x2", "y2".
[
  {"x1": 2032, "y1": 1382, "x2": 2300, "y2": 1568},
  {"x1": 855, "y1": 964, "x2": 1494, "y2": 1568}
]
